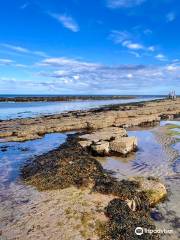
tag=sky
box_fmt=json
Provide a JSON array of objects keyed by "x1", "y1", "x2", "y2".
[{"x1": 0, "y1": 0, "x2": 180, "y2": 95}]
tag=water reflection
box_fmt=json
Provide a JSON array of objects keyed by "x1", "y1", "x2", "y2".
[
  {"x1": 0, "y1": 133, "x2": 67, "y2": 186},
  {"x1": 98, "y1": 129, "x2": 177, "y2": 179}
]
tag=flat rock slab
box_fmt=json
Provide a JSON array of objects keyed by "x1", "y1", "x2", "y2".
[{"x1": 79, "y1": 127, "x2": 127, "y2": 143}]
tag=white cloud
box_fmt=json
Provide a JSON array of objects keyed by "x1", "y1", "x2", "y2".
[
  {"x1": 166, "y1": 64, "x2": 178, "y2": 71},
  {"x1": 0, "y1": 58, "x2": 14, "y2": 65},
  {"x1": 2, "y1": 60, "x2": 180, "y2": 94},
  {"x1": 39, "y1": 57, "x2": 101, "y2": 70},
  {"x1": 1, "y1": 43, "x2": 29, "y2": 53},
  {"x1": 122, "y1": 40, "x2": 144, "y2": 50},
  {"x1": 107, "y1": 0, "x2": 146, "y2": 8},
  {"x1": 34, "y1": 56, "x2": 180, "y2": 94},
  {"x1": 129, "y1": 51, "x2": 141, "y2": 58},
  {"x1": 155, "y1": 54, "x2": 167, "y2": 61},
  {"x1": 110, "y1": 30, "x2": 155, "y2": 53},
  {"x1": 73, "y1": 75, "x2": 80, "y2": 80},
  {"x1": 0, "y1": 77, "x2": 16, "y2": 82},
  {"x1": 127, "y1": 73, "x2": 133, "y2": 78},
  {"x1": 148, "y1": 46, "x2": 155, "y2": 52},
  {"x1": 0, "y1": 58, "x2": 27, "y2": 68},
  {"x1": 48, "y1": 13, "x2": 79, "y2": 32},
  {"x1": 0, "y1": 43, "x2": 48, "y2": 57},
  {"x1": 166, "y1": 12, "x2": 176, "y2": 22}
]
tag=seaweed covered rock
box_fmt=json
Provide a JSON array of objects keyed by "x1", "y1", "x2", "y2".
[
  {"x1": 101, "y1": 199, "x2": 160, "y2": 240},
  {"x1": 21, "y1": 135, "x2": 105, "y2": 190},
  {"x1": 130, "y1": 177, "x2": 167, "y2": 206}
]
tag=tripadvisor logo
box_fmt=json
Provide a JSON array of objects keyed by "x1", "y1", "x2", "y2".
[
  {"x1": 135, "y1": 227, "x2": 144, "y2": 236},
  {"x1": 135, "y1": 227, "x2": 173, "y2": 236}
]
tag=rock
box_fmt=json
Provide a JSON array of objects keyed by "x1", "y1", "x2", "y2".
[
  {"x1": 79, "y1": 127, "x2": 127, "y2": 143},
  {"x1": 78, "y1": 128, "x2": 137, "y2": 156},
  {"x1": 78, "y1": 140, "x2": 92, "y2": 148},
  {"x1": 109, "y1": 137, "x2": 137, "y2": 155},
  {"x1": 131, "y1": 177, "x2": 167, "y2": 206},
  {"x1": 91, "y1": 141, "x2": 109, "y2": 156}
]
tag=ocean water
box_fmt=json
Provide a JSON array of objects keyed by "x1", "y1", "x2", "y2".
[{"x1": 0, "y1": 96, "x2": 163, "y2": 120}]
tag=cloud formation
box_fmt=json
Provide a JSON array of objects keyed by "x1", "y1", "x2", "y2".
[
  {"x1": 0, "y1": 58, "x2": 14, "y2": 65},
  {"x1": 0, "y1": 43, "x2": 48, "y2": 57},
  {"x1": 110, "y1": 30, "x2": 155, "y2": 53},
  {"x1": 48, "y1": 13, "x2": 79, "y2": 32},
  {"x1": 31, "y1": 57, "x2": 180, "y2": 94},
  {"x1": 155, "y1": 54, "x2": 167, "y2": 61},
  {"x1": 107, "y1": 0, "x2": 146, "y2": 8}
]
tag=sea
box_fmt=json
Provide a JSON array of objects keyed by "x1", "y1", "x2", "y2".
[{"x1": 0, "y1": 95, "x2": 164, "y2": 120}]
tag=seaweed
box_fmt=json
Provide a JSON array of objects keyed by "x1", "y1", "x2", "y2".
[
  {"x1": 101, "y1": 199, "x2": 160, "y2": 240},
  {"x1": 21, "y1": 133, "x2": 161, "y2": 240}
]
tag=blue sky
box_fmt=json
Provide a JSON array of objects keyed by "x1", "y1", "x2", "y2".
[{"x1": 0, "y1": 0, "x2": 180, "y2": 95}]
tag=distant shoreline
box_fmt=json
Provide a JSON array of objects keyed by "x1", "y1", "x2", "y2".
[
  {"x1": 0, "y1": 95, "x2": 138, "y2": 102},
  {"x1": 0, "y1": 95, "x2": 169, "y2": 102}
]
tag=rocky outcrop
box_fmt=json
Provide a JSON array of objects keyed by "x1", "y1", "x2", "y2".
[
  {"x1": 78, "y1": 127, "x2": 137, "y2": 156},
  {"x1": 0, "y1": 98, "x2": 180, "y2": 142}
]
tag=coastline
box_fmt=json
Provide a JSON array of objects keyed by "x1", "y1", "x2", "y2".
[
  {"x1": 0, "y1": 95, "x2": 137, "y2": 102},
  {"x1": 0, "y1": 98, "x2": 180, "y2": 142}
]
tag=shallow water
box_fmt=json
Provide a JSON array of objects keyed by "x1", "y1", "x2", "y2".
[
  {"x1": 98, "y1": 129, "x2": 177, "y2": 178},
  {"x1": 160, "y1": 120, "x2": 180, "y2": 127},
  {"x1": 0, "y1": 97, "x2": 161, "y2": 120},
  {"x1": 0, "y1": 133, "x2": 67, "y2": 187},
  {"x1": 0, "y1": 132, "x2": 68, "y2": 238},
  {"x1": 98, "y1": 123, "x2": 180, "y2": 239}
]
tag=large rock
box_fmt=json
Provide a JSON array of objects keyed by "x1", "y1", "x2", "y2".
[
  {"x1": 109, "y1": 137, "x2": 137, "y2": 155},
  {"x1": 131, "y1": 177, "x2": 167, "y2": 206},
  {"x1": 91, "y1": 141, "x2": 109, "y2": 156},
  {"x1": 78, "y1": 127, "x2": 137, "y2": 156},
  {"x1": 79, "y1": 127, "x2": 127, "y2": 143}
]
